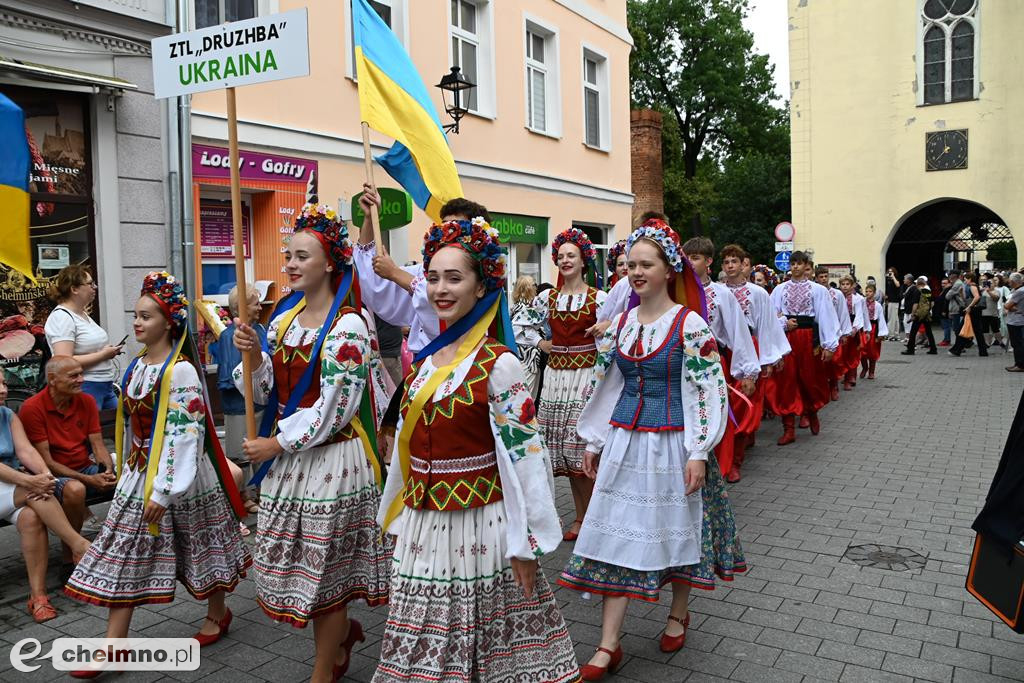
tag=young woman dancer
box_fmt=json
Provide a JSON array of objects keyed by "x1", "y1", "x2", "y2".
[
  {"x1": 559, "y1": 220, "x2": 742, "y2": 680},
  {"x1": 374, "y1": 217, "x2": 579, "y2": 682},
  {"x1": 606, "y1": 239, "x2": 628, "y2": 288},
  {"x1": 532, "y1": 228, "x2": 607, "y2": 540},
  {"x1": 65, "y1": 272, "x2": 251, "y2": 678},
  {"x1": 860, "y1": 283, "x2": 889, "y2": 379},
  {"x1": 232, "y1": 203, "x2": 393, "y2": 682}
]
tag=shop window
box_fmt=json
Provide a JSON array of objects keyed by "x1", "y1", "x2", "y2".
[
  {"x1": 919, "y1": 0, "x2": 978, "y2": 104},
  {"x1": 195, "y1": 0, "x2": 257, "y2": 29},
  {"x1": 524, "y1": 17, "x2": 560, "y2": 136}
]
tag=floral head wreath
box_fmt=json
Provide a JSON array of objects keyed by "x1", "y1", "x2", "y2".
[
  {"x1": 551, "y1": 227, "x2": 598, "y2": 270},
  {"x1": 422, "y1": 217, "x2": 508, "y2": 292},
  {"x1": 606, "y1": 240, "x2": 627, "y2": 274},
  {"x1": 626, "y1": 218, "x2": 685, "y2": 273},
  {"x1": 141, "y1": 271, "x2": 189, "y2": 333},
  {"x1": 294, "y1": 200, "x2": 353, "y2": 272},
  {"x1": 752, "y1": 264, "x2": 779, "y2": 289}
]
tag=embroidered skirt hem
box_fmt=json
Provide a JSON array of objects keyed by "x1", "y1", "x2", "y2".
[{"x1": 538, "y1": 366, "x2": 597, "y2": 477}]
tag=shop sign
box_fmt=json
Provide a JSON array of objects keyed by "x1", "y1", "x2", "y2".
[
  {"x1": 192, "y1": 144, "x2": 317, "y2": 189},
  {"x1": 350, "y1": 188, "x2": 413, "y2": 231},
  {"x1": 199, "y1": 201, "x2": 251, "y2": 258},
  {"x1": 152, "y1": 8, "x2": 310, "y2": 98},
  {"x1": 491, "y1": 213, "x2": 548, "y2": 245}
]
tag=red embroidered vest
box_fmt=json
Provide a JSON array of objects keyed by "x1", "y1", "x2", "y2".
[
  {"x1": 547, "y1": 287, "x2": 599, "y2": 370},
  {"x1": 122, "y1": 358, "x2": 191, "y2": 472},
  {"x1": 401, "y1": 340, "x2": 507, "y2": 512},
  {"x1": 271, "y1": 307, "x2": 357, "y2": 444}
]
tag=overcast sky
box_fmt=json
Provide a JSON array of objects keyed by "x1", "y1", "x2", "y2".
[{"x1": 742, "y1": 0, "x2": 790, "y2": 102}]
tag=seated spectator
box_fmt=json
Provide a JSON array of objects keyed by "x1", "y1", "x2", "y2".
[
  {"x1": 18, "y1": 356, "x2": 115, "y2": 574},
  {"x1": 0, "y1": 374, "x2": 91, "y2": 623}
]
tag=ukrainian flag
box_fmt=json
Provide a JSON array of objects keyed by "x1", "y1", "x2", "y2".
[
  {"x1": 352, "y1": 0, "x2": 463, "y2": 222},
  {"x1": 0, "y1": 94, "x2": 33, "y2": 279}
]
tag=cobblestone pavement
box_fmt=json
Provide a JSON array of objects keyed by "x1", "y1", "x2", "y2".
[{"x1": 1, "y1": 341, "x2": 1023, "y2": 682}]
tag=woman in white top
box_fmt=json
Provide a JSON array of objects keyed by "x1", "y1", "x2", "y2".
[{"x1": 44, "y1": 265, "x2": 123, "y2": 409}]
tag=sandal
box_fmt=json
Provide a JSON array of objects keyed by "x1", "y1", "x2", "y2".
[
  {"x1": 243, "y1": 498, "x2": 259, "y2": 514},
  {"x1": 27, "y1": 595, "x2": 57, "y2": 623},
  {"x1": 238, "y1": 522, "x2": 251, "y2": 537}
]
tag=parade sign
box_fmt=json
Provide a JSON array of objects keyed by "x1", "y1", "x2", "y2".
[
  {"x1": 151, "y1": 9, "x2": 309, "y2": 99},
  {"x1": 351, "y1": 188, "x2": 414, "y2": 230}
]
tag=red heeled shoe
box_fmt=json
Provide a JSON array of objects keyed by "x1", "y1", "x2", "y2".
[
  {"x1": 193, "y1": 608, "x2": 233, "y2": 647},
  {"x1": 659, "y1": 612, "x2": 691, "y2": 652},
  {"x1": 580, "y1": 645, "x2": 623, "y2": 681},
  {"x1": 332, "y1": 619, "x2": 365, "y2": 681},
  {"x1": 562, "y1": 519, "x2": 583, "y2": 542},
  {"x1": 70, "y1": 671, "x2": 102, "y2": 680}
]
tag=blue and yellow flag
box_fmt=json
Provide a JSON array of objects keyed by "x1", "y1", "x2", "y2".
[
  {"x1": 0, "y1": 94, "x2": 34, "y2": 279},
  {"x1": 352, "y1": 0, "x2": 463, "y2": 222}
]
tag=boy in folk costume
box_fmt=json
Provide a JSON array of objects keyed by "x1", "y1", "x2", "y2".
[
  {"x1": 65, "y1": 272, "x2": 251, "y2": 678},
  {"x1": 815, "y1": 266, "x2": 852, "y2": 403},
  {"x1": 769, "y1": 253, "x2": 841, "y2": 445},
  {"x1": 860, "y1": 282, "x2": 889, "y2": 379},
  {"x1": 720, "y1": 244, "x2": 791, "y2": 483},
  {"x1": 528, "y1": 228, "x2": 608, "y2": 541},
  {"x1": 838, "y1": 275, "x2": 867, "y2": 390},
  {"x1": 375, "y1": 217, "x2": 579, "y2": 683},
  {"x1": 681, "y1": 237, "x2": 760, "y2": 479},
  {"x1": 232, "y1": 203, "x2": 393, "y2": 681}
]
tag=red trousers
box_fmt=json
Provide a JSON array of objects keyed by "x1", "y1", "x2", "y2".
[
  {"x1": 861, "y1": 325, "x2": 881, "y2": 362},
  {"x1": 767, "y1": 328, "x2": 829, "y2": 417}
]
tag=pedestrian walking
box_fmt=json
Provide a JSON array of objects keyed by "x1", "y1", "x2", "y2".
[
  {"x1": 885, "y1": 267, "x2": 902, "y2": 340},
  {"x1": 950, "y1": 272, "x2": 988, "y2": 357},
  {"x1": 935, "y1": 277, "x2": 952, "y2": 346},
  {"x1": 946, "y1": 270, "x2": 967, "y2": 340},
  {"x1": 1002, "y1": 272, "x2": 1024, "y2": 372},
  {"x1": 901, "y1": 276, "x2": 937, "y2": 355}
]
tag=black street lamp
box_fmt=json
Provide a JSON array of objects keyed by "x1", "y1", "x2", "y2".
[{"x1": 435, "y1": 66, "x2": 475, "y2": 135}]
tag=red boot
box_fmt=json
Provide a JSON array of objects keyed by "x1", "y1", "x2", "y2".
[
  {"x1": 868, "y1": 359, "x2": 876, "y2": 380},
  {"x1": 799, "y1": 415, "x2": 810, "y2": 429},
  {"x1": 726, "y1": 435, "x2": 747, "y2": 483},
  {"x1": 778, "y1": 416, "x2": 796, "y2": 446},
  {"x1": 860, "y1": 361, "x2": 869, "y2": 379},
  {"x1": 808, "y1": 412, "x2": 820, "y2": 435}
]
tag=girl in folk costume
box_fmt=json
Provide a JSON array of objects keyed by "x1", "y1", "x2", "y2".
[
  {"x1": 531, "y1": 227, "x2": 607, "y2": 541},
  {"x1": 510, "y1": 274, "x2": 543, "y2": 398},
  {"x1": 559, "y1": 221, "x2": 743, "y2": 681},
  {"x1": 65, "y1": 272, "x2": 251, "y2": 676},
  {"x1": 751, "y1": 264, "x2": 779, "y2": 292},
  {"x1": 860, "y1": 283, "x2": 889, "y2": 379},
  {"x1": 838, "y1": 275, "x2": 866, "y2": 391},
  {"x1": 232, "y1": 202, "x2": 393, "y2": 682},
  {"x1": 374, "y1": 218, "x2": 579, "y2": 683},
  {"x1": 606, "y1": 239, "x2": 628, "y2": 289}
]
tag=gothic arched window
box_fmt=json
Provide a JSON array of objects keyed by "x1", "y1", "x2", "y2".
[{"x1": 920, "y1": 0, "x2": 978, "y2": 104}]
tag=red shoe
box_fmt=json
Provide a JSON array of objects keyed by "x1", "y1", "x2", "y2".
[
  {"x1": 868, "y1": 371, "x2": 875, "y2": 379},
  {"x1": 778, "y1": 416, "x2": 796, "y2": 446},
  {"x1": 562, "y1": 519, "x2": 583, "y2": 542},
  {"x1": 725, "y1": 465, "x2": 741, "y2": 484},
  {"x1": 580, "y1": 645, "x2": 623, "y2": 681},
  {"x1": 830, "y1": 386, "x2": 840, "y2": 401},
  {"x1": 842, "y1": 380, "x2": 852, "y2": 391},
  {"x1": 332, "y1": 619, "x2": 365, "y2": 681},
  {"x1": 808, "y1": 413, "x2": 820, "y2": 435},
  {"x1": 859, "y1": 365, "x2": 869, "y2": 379},
  {"x1": 798, "y1": 415, "x2": 810, "y2": 429},
  {"x1": 193, "y1": 608, "x2": 232, "y2": 647},
  {"x1": 938, "y1": 341, "x2": 951, "y2": 347},
  {"x1": 659, "y1": 613, "x2": 690, "y2": 652},
  {"x1": 70, "y1": 671, "x2": 103, "y2": 680}
]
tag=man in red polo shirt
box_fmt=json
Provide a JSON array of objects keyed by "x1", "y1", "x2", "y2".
[{"x1": 19, "y1": 356, "x2": 115, "y2": 569}]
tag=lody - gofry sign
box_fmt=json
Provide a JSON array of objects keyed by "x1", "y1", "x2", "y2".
[{"x1": 151, "y1": 9, "x2": 310, "y2": 99}]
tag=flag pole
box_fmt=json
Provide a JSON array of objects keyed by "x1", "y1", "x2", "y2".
[
  {"x1": 226, "y1": 87, "x2": 257, "y2": 440},
  {"x1": 360, "y1": 122, "x2": 384, "y2": 249}
]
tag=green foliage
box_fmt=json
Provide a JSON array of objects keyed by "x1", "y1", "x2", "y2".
[
  {"x1": 987, "y1": 240, "x2": 1017, "y2": 269},
  {"x1": 629, "y1": 0, "x2": 790, "y2": 243}
]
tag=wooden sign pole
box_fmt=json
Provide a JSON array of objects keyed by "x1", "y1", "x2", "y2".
[
  {"x1": 360, "y1": 122, "x2": 384, "y2": 249},
  {"x1": 226, "y1": 87, "x2": 257, "y2": 440}
]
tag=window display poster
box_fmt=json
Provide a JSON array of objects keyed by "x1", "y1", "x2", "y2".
[
  {"x1": 200, "y1": 201, "x2": 252, "y2": 258},
  {"x1": 37, "y1": 244, "x2": 70, "y2": 270},
  {"x1": 17, "y1": 91, "x2": 90, "y2": 198}
]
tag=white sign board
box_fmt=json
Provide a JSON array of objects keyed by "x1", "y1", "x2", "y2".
[
  {"x1": 151, "y1": 9, "x2": 309, "y2": 99},
  {"x1": 775, "y1": 241, "x2": 794, "y2": 252},
  {"x1": 775, "y1": 221, "x2": 795, "y2": 242}
]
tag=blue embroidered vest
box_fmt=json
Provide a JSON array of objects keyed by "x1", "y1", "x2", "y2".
[{"x1": 609, "y1": 307, "x2": 689, "y2": 432}]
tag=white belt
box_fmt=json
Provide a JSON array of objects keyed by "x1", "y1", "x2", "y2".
[{"x1": 410, "y1": 451, "x2": 497, "y2": 474}]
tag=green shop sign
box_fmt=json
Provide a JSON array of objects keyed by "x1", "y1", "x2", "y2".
[
  {"x1": 491, "y1": 213, "x2": 548, "y2": 245},
  {"x1": 351, "y1": 188, "x2": 414, "y2": 231}
]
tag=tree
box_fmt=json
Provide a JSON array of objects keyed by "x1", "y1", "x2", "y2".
[
  {"x1": 987, "y1": 240, "x2": 1017, "y2": 269},
  {"x1": 629, "y1": 0, "x2": 781, "y2": 235}
]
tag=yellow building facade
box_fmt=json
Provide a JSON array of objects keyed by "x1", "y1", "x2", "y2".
[
  {"x1": 188, "y1": 0, "x2": 633, "y2": 302},
  {"x1": 788, "y1": 0, "x2": 1023, "y2": 281}
]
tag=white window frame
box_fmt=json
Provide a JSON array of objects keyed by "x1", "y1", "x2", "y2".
[
  {"x1": 581, "y1": 43, "x2": 611, "y2": 151},
  {"x1": 344, "y1": 0, "x2": 410, "y2": 81},
  {"x1": 191, "y1": 0, "x2": 277, "y2": 30},
  {"x1": 916, "y1": 0, "x2": 980, "y2": 105},
  {"x1": 448, "y1": 0, "x2": 497, "y2": 119},
  {"x1": 523, "y1": 13, "x2": 562, "y2": 139}
]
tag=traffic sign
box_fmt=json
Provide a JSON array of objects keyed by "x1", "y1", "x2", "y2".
[
  {"x1": 775, "y1": 221, "x2": 795, "y2": 242},
  {"x1": 775, "y1": 241, "x2": 794, "y2": 252},
  {"x1": 774, "y1": 251, "x2": 791, "y2": 271}
]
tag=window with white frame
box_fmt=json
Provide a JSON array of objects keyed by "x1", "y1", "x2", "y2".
[
  {"x1": 195, "y1": 0, "x2": 256, "y2": 29},
  {"x1": 346, "y1": 0, "x2": 406, "y2": 79},
  {"x1": 920, "y1": 0, "x2": 978, "y2": 104},
  {"x1": 525, "y1": 19, "x2": 560, "y2": 135},
  {"x1": 448, "y1": 0, "x2": 494, "y2": 117},
  {"x1": 582, "y1": 47, "x2": 609, "y2": 149}
]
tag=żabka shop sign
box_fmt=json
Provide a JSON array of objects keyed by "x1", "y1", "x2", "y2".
[
  {"x1": 492, "y1": 213, "x2": 548, "y2": 245},
  {"x1": 191, "y1": 144, "x2": 317, "y2": 186},
  {"x1": 151, "y1": 8, "x2": 309, "y2": 98}
]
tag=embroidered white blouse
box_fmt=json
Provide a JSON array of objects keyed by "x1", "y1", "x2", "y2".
[
  {"x1": 353, "y1": 242, "x2": 439, "y2": 354},
  {"x1": 725, "y1": 281, "x2": 792, "y2": 366},
  {"x1": 769, "y1": 279, "x2": 841, "y2": 351}
]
